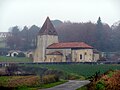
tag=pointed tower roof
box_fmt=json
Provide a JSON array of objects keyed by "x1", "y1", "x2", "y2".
[{"x1": 39, "y1": 17, "x2": 58, "y2": 36}]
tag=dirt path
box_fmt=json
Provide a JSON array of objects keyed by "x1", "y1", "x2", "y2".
[{"x1": 40, "y1": 80, "x2": 90, "y2": 90}]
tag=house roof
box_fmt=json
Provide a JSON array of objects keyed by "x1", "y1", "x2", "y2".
[
  {"x1": 38, "y1": 17, "x2": 58, "y2": 36},
  {"x1": 47, "y1": 42, "x2": 93, "y2": 49},
  {"x1": 47, "y1": 51, "x2": 63, "y2": 55},
  {"x1": 93, "y1": 49, "x2": 100, "y2": 54}
]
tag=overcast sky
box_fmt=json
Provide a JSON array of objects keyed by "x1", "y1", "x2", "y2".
[{"x1": 0, "y1": 0, "x2": 120, "y2": 32}]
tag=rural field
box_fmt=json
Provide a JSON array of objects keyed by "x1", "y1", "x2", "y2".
[
  {"x1": 0, "y1": 56, "x2": 120, "y2": 78},
  {"x1": 0, "y1": 56, "x2": 120, "y2": 90},
  {"x1": 0, "y1": 56, "x2": 32, "y2": 63},
  {"x1": 20, "y1": 63, "x2": 120, "y2": 78}
]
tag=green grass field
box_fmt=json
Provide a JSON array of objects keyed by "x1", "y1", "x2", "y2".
[
  {"x1": 21, "y1": 64, "x2": 120, "y2": 78},
  {"x1": 0, "y1": 56, "x2": 32, "y2": 63}
]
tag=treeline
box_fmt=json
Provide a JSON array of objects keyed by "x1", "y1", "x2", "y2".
[
  {"x1": 6, "y1": 25, "x2": 40, "y2": 50},
  {"x1": 6, "y1": 17, "x2": 120, "y2": 52},
  {"x1": 56, "y1": 17, "x2": 120, "y2": 52}
]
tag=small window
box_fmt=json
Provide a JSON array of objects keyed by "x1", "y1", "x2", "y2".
[
  {"x1": 80, "y1": 54, "x2": 82, "y2": 59},
  {"x1": 84, "y1": 52, "x2": 87, "y2": 55}
]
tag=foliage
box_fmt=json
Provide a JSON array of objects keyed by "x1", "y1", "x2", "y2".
[
  {"x1": 0, "y1": 76, "x2": 67, "y2": 90},
  {"x1": 56, "y1": 18, "x2": 112, "y2": 52},
  {"x1": 17, "y1": 52, "x2": 25, "y2": 57},
  {"x1": 0, "y1": 76, "x2": 40, "y2": 87},
  {"x1": 5, "y1": 18, "x2": 120, "y2": 52},
  {"x1": 106, "y1": 71, "x2": 114, "y2": 78},
  {"x1": 6, "y1": 25, "x2": 39, "y2": 50},
  {"x1": 85, "y1": 70, "x2": 120, "y2": 90},
  {"x1": 42, "y1": 74, "x2": 59, "y2": 84},
  {"x1": 95, "y1": 80, "x2": 105, "y2": 90},
  {"x1": 67, "y1": 73, "x2": 85, "y2": 80},
  {"x1": 6, "y1": 63, "x2": 18, "y2": 75}
]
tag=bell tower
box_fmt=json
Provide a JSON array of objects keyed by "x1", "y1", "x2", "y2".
[{"x1": 34, "y1": 17, "x2": 58, "y2": 62}]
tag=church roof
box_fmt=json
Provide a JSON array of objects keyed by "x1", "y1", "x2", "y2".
[
  {"x1": 47, "y1": 51, "x2": 63, "y2": 55},
  {"x1": 38, "y1": 17, "x2": 58, "y2": 35},
  {"x1": 47, "y1": 42, "x2": 93, "y2": 49}
]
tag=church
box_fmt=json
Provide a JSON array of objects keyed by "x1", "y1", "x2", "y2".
[{"x1": 33, "y1": 17, "x2": 100, "y2": 62}]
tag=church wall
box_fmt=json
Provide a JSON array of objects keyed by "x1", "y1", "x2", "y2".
[
  {"x1": 72, "y1": 49, "x2": 93, "y2": 62},
  {"x1": 46, "y1": 48, "x2": 72, "y2": 62},
  {"x1": 45, "y1": 55, "x2": 63, "y2": 62},
  {"x1": 33, "y1": 35, "x2": 58, "y2": 62}
]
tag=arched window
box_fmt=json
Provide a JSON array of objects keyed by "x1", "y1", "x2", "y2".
[{"x1": 80, "y1": 54, "x2": 82, "y2": 59}]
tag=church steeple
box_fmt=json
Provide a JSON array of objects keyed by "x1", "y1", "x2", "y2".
[
  {"x1": 39, "y1": 17, "x2": 58, "y2": 35},
  {"x1": 34, "y1": 17, "x2": 59, "y2": 62}
]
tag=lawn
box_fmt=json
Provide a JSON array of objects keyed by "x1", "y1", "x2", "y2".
[
  {"x1": 0, "y1": 56, "x2": 32, "y2": 63},
  {"x1": 20, "y1": 64, "x2": 120, "y2": 78}
]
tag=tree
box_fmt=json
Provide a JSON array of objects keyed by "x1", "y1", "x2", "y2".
[
  {"x1": 20, "y1": 26, "x2": 29, "y2": 50},
  {"x1": 28, "y1": 25, "x2": 40, "y2": 49},
  {"x1": 6, "y1": 26, "x2": 21, "y2": 50},
  {"x1": 96, "y1": 17, "x2": 105, "y2": 51}
]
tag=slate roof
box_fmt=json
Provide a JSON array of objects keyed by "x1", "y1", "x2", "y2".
[
  {"x1": 38, "y1": 17, "x2": 58, "y2": 35},
  {"x1": 47, "y1": 42, "x2": 93, "y2": 49}
]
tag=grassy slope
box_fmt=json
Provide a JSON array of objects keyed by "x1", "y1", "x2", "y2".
[
  {"x1": 0, "y1": 56, "x2": 32, "y2": 63},
  {"x1": 21, "y1": 64, "x2": 120, "y2": 78}
]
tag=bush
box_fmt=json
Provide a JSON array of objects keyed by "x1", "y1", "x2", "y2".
[
  {"x1": 17, "y1": 53, "x2": 25, "y2": 57},
  {"x1": 6, "y1": 64, "x2": 18, "y2": 75},
  {"x1": 67, "y1": 74, "x2": 85, "y2": 80},
  {"x1": 96, "y1": 80, "x2": 105, "y2": 90},
  {"x1": 42, "y1": 74, "x2": 59, "y2": 84}
]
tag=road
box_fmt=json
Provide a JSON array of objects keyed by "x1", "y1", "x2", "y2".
[{"x1": 40, "y1": 80, "x2": 90, "y2": 90}]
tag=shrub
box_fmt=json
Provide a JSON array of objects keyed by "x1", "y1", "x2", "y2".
[
  {"x1": 96, "y1": 80, "x2": 105, "y2": 90},
  {"x1": 17, "y1": 53, "x2": 25, "y2": 57},
  {"x1": 67, "y1": 74, "x2": 85, "y2": 80},
  {"x1": 42, "y1": 74, "x2": 59, "y2": 84},
  {"x1": 6, "y1": 64, "x2": 18, "y2": 75}
]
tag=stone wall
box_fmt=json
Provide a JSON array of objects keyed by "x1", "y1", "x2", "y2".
[
  {"x1": 33, "y1": 35, "x2": 58, "y2": 62},
  {"x1": 72, "y1": 49, "x2": 93, "y2": 62},
  {"x1": 45, "y1": 55, "x2": 63, "y2": 62}
]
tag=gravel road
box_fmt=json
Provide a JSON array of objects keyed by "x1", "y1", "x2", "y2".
[{"x1": 40, "y1": 80, "x2": 90, "y2": 90}]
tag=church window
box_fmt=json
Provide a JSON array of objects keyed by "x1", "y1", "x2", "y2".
[
  {"x1": 84, "y1": 52, "x2": 87, "y2": 55},
  {"x1": 80, "y1": 54, "x2": 82, "y2": 59}
]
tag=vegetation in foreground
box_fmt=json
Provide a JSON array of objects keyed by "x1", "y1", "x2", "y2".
[
  {"x1": 77, "y1": 70, "x2": 120, "y2": 90},
  {"x1": 0, "y1": 75, "x2": 67, "y2": 90},
  {"x1": 0, "y1": 63, "x2": 120, "y2": 90}
]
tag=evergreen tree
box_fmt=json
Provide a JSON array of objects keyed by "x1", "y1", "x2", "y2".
[{"x1": 96, "y1": 17, "x2": 105, "y2": 51}]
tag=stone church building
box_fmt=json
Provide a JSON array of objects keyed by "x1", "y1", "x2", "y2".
[{"x1": 33, "y1": 17, "x2": 100, "y2": 62}]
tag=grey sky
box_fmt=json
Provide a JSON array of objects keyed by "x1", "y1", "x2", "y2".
[{"x1": 0, "y1": 0, "x2": 120, "y2": 32}]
